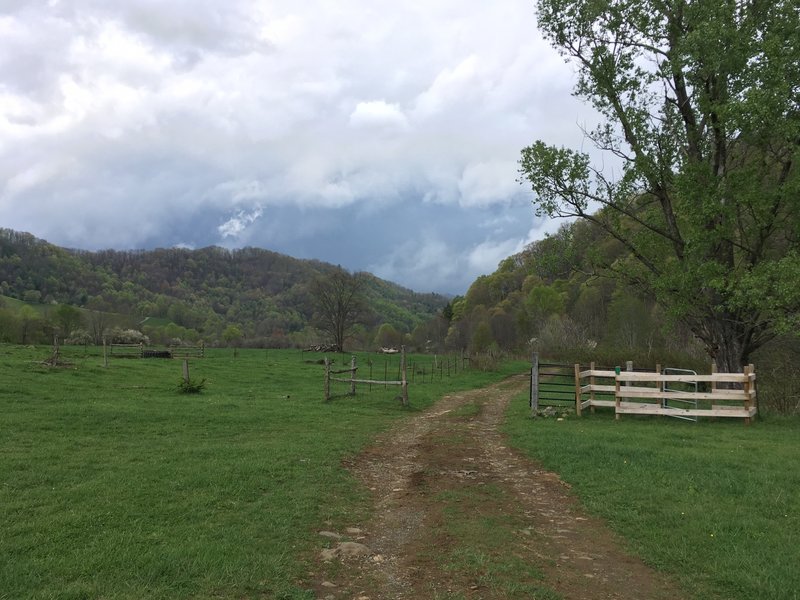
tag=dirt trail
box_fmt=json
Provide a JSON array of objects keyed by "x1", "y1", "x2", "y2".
[{"x1": 312, "y1": 375, "x2": 684, "y2": 599}]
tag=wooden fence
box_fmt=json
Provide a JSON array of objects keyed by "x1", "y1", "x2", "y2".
[
  {"x1": 105, "y1": 341, "x2": 205, "y2": 360},
  {"x1": 575, "y1": 363, "x2": 757, "y2": 423},
  {"x1": 324, "y1": 347, "x2": 409, "y2": 405},
  {"x1": 529, "y1": 354, "x2": 758, "y2": 423}
]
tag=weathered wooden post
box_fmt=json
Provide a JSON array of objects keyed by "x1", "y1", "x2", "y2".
[
  {"x1": 749, "y1": 363, "x2": 758, "y2": 418},
  {"x1": 182, "y1": 359, "x2": 190, "y2": 383},
  {"x1": 530, "y1": 352, "x2": 539, "y2": 418},
  {"x1": 615, "y1": 365, "x2": 622, "y2": 420},
  {"x1": 574, "y1": 363, "x2": 582, "y2": 417},
  {"x1": 324, "y1": 358, "x2": 331, "y2": 402},
  {"x1": 139, "y1": 341, "x2": 144, "y2": 358},
  {"x1": 349, "y1": 355, "x2": 357, "y2": 396},
  {"x1": 400, "y1": 346, "x2": 409, "y2": 406},
  {"x1": 589, "y1": 361, "x2": 596, "y2": 414},
  {"x1": 103, "y1": 337, "x2": 108, "y2": 368}
]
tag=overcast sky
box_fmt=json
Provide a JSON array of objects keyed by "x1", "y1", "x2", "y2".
[{"x1": 0, "y1": 0, "x2": 601, "y2": 295}]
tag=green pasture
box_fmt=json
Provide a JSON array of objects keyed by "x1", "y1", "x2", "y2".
[
  {"x1": 505, "y1": 394, "x2": 800, "y2": 600},
  {"x1": 0, "y1": 345, "x2": 523, "y2": 600}
]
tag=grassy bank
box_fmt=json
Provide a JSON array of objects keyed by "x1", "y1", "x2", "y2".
[
  {"x1": 505, "y1": 393, "x2": 800, "y2": 600},
  {"x1": 0, "y1": 344, "x2": 525, "y2": 600}
]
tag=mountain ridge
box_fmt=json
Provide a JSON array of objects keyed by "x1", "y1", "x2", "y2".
[{"x1": 0, "y1": 228, "x2": 447, "y2": 347}]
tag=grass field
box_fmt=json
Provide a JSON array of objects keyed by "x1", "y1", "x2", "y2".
[
  {"x1": 0, "y1": 344, "x2": 525, "y2": 600},
  {"x1": 505, "y1": 393, "x2": 800, "y2": 600}
]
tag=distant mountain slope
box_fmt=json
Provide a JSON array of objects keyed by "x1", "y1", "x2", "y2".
[{"x1": 0, "y1": 228, "x2": 446, "y2": 345}]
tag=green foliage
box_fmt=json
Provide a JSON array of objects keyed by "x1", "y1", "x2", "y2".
[
  {"x1": 374, "y1": 322, "x2": 402, "y2": 349},
  {"x1": 221, "y1": 324, "x2": 243, "y2": 346},
  {"x1": 520, "y1": 0, "x2": 800, "y2": 372},
  {"x1": 470, "y1": 321, "x2": 494, "y2": 354},
  {"x1": 176, "y1": 377, "x2": 207, "y2": 394}
]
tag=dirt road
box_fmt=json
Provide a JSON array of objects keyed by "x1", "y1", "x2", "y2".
[{"x1": 311, "y1": 375, "x2": 684, "y2": 599}]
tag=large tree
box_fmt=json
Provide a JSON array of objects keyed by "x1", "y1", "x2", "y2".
[
  {"x1": 311, "y1": 269, "x2": 366, "y2": 351},
  {"x1": 520, "y1": 0, "x2": 799, "y2": 371}
]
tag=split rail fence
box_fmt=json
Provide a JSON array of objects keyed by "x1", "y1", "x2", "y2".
[
  {"x1": 324, "y1": 347, "x2": 409, "y2": 405},
  {"x1": 531, "y1": 353, "x2": 757, "y2": 424},
  {"x1": 105, "y1": 341, "x2": 205, "y2": 360}
]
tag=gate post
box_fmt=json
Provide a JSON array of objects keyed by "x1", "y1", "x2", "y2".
[
  {"x1": 574, "y1": 363, "x2": 582, "y2": 416},
  {"x1": 401, "y1": 346, "x2": 409, "y2": 406},
  {"x1": 530, "y1": 352, "x2": 539, "y2": 418},
  {"x1": 324, "y1": 358, "x2": 331, "y2": 402},
  {"x1": 349, "y1": 355, "x2": 357, "y2": 396}
]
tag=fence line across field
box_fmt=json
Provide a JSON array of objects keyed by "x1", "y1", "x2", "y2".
[
  {"x1": 324, "y1": 348, "x2": 409, "y2": 405},
  {"x1": 104, "y1": 340, "x2": 205, "y2": 361}
]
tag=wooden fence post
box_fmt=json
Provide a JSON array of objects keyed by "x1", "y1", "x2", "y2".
[
  {"x1": 743, "y1": 364, "x2": 753, "y2": 425},
  {"x1": 589, "y1": 361, "x2": 596, "y2": 414},
  {"x1": 401, "y1": 346, "x2": 409, "y2": 406},
  {"x1": 530, "y1": 352, "x2": 539, "y2": 418},
  {"x1": 350, "y1": 356, "x2": 357, "y2": 396},
  {"x1": 711, "y1": 362, "x2": 717, "y2": 393},
  {"x1": 615, "y1": 366, "x2": 622, "y2": 420},
  {"x1": 103, "y1": 338, "x2": 108, "y2": 368},
  {"x1": 324, "y1": 358, "x2": 331, "y2": 402},
  {"x1": 574, "y1": 363, "x2": 582, "y2": 416},
  {"x1": 182, "y1": 359, "x2": 190, "y2": 383}
]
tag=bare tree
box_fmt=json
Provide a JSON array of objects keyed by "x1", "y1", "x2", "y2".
[{"x1": 311, "y1": 269, "x2": 366, "y2": 352}]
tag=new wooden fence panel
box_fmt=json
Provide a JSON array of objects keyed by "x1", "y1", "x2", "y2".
[{"x1": 574, "y1": 365, "x2": 757, "y2": 423}]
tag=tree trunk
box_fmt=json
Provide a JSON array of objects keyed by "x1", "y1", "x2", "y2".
[{"x1": 699, "y1": 314, "x2": 750, "y2": 373}]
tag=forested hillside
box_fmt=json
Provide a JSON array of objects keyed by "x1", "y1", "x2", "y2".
[
  {"x1": 441, "y1": 220, "x2": 701, "y2": 364},
  {"x1": 0, "y1": 229, "x2": 446, "y2": 347}
]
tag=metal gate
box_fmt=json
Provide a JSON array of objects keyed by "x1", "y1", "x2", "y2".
[{"x1": 662, "y1": 367, "x2": 698, "y2": 422}]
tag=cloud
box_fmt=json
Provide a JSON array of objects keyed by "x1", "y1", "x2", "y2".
[
  {"x1": 217, "y1": 206, "x2": 264, "y2": 239},
  {"x1": 458, "y1": 159, "x2": 521, "y2": 208},
  {"x1": 349, "y1": 100, "x2": 408, "y2": 130},
  {"x1": 0, "y1": 0, "x2": 604, "y2": 294}
]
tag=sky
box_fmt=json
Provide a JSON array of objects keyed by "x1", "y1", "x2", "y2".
[{"x1": 0, "y1": 0, "x2": 601, "y2": 295}]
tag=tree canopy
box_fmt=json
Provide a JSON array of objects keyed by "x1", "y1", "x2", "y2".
[{"x1": 520, "y1": 0, "x2": 799, "y2": 371}]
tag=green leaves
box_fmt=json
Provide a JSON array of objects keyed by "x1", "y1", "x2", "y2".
[
  {"x1": 518, "y1": 142, "x2": 592, "y2": 216},
  {"x1": 522, "y1": 0, "x2": 800, "y2": 369}
]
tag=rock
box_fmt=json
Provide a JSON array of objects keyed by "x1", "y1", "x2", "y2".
[
  {"x1": 320, "y1": 548, "x2": 338, "y2": 562},
  {"x1": 320, "y1": 541, "x2": 372, "y2": 562},
  {"x1": 345, "y1": 527, "x2": 362, "y2": 535},
  {"x1": 337, "y1": 541, "x2": 371, "y2": 558},
  {"x1": 321, "y1": 581, "x2": 337, "y2": 588},
  {"x1": 318, "y1": 531, "x2": 342, "y2": 539}
]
